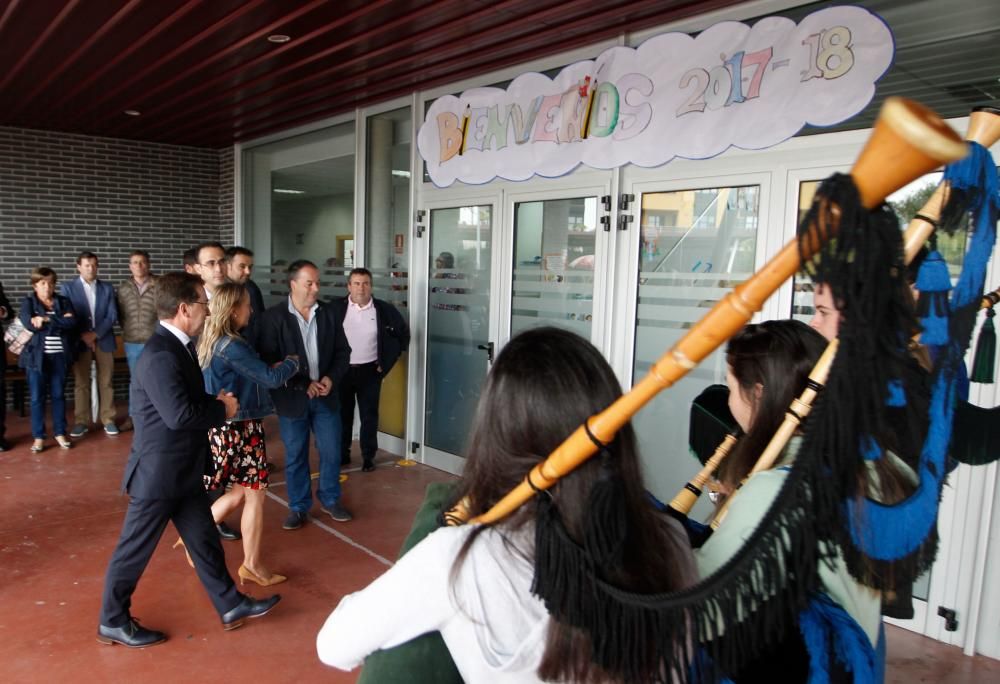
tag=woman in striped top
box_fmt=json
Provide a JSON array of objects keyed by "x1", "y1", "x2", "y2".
[{"x1": 19, "y1": 267, "x2": 77, "y2": 452}]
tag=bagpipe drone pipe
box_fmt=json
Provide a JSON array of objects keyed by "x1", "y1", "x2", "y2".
[{"x1": 435, "y1": 98, "x2": 992, "y2": 682}]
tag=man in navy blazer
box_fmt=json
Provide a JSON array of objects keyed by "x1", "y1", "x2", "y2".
[
  {"x1": 62, "y1": 251, "x2": 120, "y2": 437},
  {"x1": 97, "y1": 273, "x2": 279, "y2": 648},
  {"x1": 258, "y1": 260, "x2": 352, "y2": 530}
]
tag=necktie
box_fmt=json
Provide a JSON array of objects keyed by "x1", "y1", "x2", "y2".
[{"x1": 186, "y1": 340, "x2": 198, "y2": 362}]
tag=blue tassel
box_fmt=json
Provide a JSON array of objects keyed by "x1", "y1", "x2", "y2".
[
  {"x1": 886, "y1": 379, "x2": 906, "y2": 407},
  {"x1": 846, "y1": 141, "x2": 998, "y2": 562},
  {"x1": 915, "y1": 249, "x2": 951, "y2": 346},
  {"x1": 860, "y1": 435, "x2": 882, "y2": 461},
  {"x1": 800, "y1": 594, "x2": 879, "y2": 683}
]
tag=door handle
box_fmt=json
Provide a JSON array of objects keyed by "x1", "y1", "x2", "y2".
[{"x1": 477, "y1": 342, "x2": 494, "y2": 363}]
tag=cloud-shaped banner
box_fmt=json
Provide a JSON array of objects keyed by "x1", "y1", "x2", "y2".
[{"x1": 417, "y1": 5, "x2": 893, "y2": 187}]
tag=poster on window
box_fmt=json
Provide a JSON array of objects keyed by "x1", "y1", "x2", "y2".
[{"x1": 417, "y1": 5, "x2": 893, "y2": 187}]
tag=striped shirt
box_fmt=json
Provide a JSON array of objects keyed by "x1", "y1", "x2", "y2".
[{"x1": 42, "y1": 310, "x2": 62, "y2": 354}]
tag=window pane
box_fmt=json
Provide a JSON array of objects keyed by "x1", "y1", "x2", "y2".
[
  {"x1": 632, "y1": 185, "x2": 760, "y2": 518},
  {"x1": 511, "y1": 197, "x2": 597, "y2": 339}
]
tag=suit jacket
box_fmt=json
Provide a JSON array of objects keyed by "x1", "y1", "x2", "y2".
[
  {"x1": 122, "y1": 324, "x2": 227, "y2": 498},
  {"x1": 258, "y1": 299, "x2": 350, "y2": 418},
  {"x1": 329, "y1": 296, "x2": 410, "y2": 377},
  {"x1": 242, "y1": 278, "x2": 266, "y2": 348},
  {"x1": 61, "y1": 277, "x2": 118, "y2": 353}
]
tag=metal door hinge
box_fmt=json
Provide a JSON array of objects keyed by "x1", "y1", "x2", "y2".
[
  {"x1": 937, "y1": 606, "x2": 958, "y2": 632},
  {"x1": 619, "y1": 193, "x2": 635, "y2": 211},
  {"x1": 600, "y1": 195, "x2": 612, "y2": 212},
  {"x1": 618, "y1": 214, "x2": 634, "y2": 231},
  {"x1": 410, "y1": 441, "x2": 420, "y2": 454},
  {"x1": 414, "y1": 209, "x2": 426, "y2": 238},
  {"x1": 600, "y1": 215, "x2": 611, "y2": 232}
]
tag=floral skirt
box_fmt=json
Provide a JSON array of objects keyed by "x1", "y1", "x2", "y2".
[{"x1": 205, "y1": 419, "x2": 269, "y2": 491}]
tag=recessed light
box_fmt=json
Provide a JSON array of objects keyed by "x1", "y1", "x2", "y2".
[
  {"x1": 124, "y1": 109, "x2": 141, "y2": 116},
  {"x1": 391, "y1": 170, "x2": 411, "y2": 178},
  {"x1": 273, "y1": 188, "x2": 305, "y2": 194},
  {"x1": 267, "y1": 34, "x2": 291, "y2": 43}
]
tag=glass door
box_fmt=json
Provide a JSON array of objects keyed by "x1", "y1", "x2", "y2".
[
  {"x1": 625, "y1": 178, "x2": 766, "y2": 521},
  {"x1": 505, "y1": 182, "x2": 613, "y2": 347},
  {"x1": 420, "y1": 200, "x2": 497, "y2": 473}
]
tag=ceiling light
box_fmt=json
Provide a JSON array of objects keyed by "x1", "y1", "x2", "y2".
[
  {"x1": 267, "y1": 34, "x2": 291, "y2": 43},
  {"x1": 391, "y1": 170, "x2": 411, "y2": 178},
  {"x1": 273, "y1": 188, "x2": 305, "y2": 194},
  {"x1": 124, "y1": 109, "x2": 141, "y2": 116}
]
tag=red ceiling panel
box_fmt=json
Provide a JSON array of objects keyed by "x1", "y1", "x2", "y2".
[{"x1": 0, "y1": 0, "x2": 745, "y2": 148}]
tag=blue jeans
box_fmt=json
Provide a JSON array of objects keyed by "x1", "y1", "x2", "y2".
[
  {"x1": 278, "y1": 398, "x2": 343, "y2": 513},
  {"x1": 124, "y1": 342, "x2": 145, "y2": 415},
  {"x1": 28, "y1": 353, "x2": 68, "y2": 439}
]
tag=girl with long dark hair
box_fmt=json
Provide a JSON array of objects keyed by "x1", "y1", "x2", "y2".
[{"x1": 317, "y1": 327, "x2": 696, "y2": 682}]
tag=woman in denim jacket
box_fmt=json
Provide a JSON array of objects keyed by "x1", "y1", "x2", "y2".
[
  {"x1": 19, "y1": 267, "x2": 77, "y2": 452},
  {"x1": 192, "y1": 282, "x2": 298, "y2": 586}
]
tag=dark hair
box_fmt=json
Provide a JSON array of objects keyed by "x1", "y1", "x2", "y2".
[
  {"x1": 129, "y1": 250, "x2": 151, "y2": 262},
  {"x1": 719, "y1": 320, "x2": 827, "y2": 490},
  {"x1": 31, "y1": 266, "x2": 58, "y2": 285},
  {"x1": 195, "y1": 241, "x2": 225, "y2": 262},
  {"x1": 436, "y1": 251, "x2": 455, "y2": 269},
  {"x1": 182, "y1": 248, "x2": 198, "y2": 268},
  {"x1": 155, "y1": 272, "x2": 203, "y2": 319},
  {"x1": 287, "y1": 259, "x2": 318, "y2": 284},
  {"x1": 225, "y1": 246, "x2": 254, "y2": 261},
  {"x1": 450, "y1": 327, "x2": 693, "y2": 683},
  {"x1": 348, "y1": 267, "x2": 372, "y2": 282},
  {"x1": 76, "y1": 251, "x2": 98, "y2": 265}
]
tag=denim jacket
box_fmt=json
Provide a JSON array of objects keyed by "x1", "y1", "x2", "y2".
[{"x1": 203, "y1": 335, "x2": 298, "y2": 421}]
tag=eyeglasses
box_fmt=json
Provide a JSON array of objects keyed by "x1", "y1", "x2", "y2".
[{"x1": 189, "y1": 300, "x2": 210, "y2": 307}]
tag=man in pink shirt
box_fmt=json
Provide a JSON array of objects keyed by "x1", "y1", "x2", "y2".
[{"x1": 331, "y1": 268, "x2": 409, "y2": 472}]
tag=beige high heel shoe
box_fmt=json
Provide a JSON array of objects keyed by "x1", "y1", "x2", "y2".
[
  {"x1": 238, "y1": 564, "x2": 287, "y2": 587},
  {"x1": 172, "y1": 538, "x2": 194, "y2": 568},
  {"x1": 55, "y1": 435, "x2": 71, "y2": 449},
  {"x1": 30, "y1": 439, "x2": 45, "y2": 452}
]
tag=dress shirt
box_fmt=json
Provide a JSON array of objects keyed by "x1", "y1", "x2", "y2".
[
  {"x1": 80, "y1": 277, "x2": 97, "y2": 324},
  {"x1": 159, "y1": 320, "x2": 194, "y2": 354},
  {"x1": 343, "y1": 298, "x2": 378, "y2": 365},
  {"x1": 288, "y1": 298, "x2": 320, "y2": 381},
  {"x1": 134, "y1": 278, "x2": 150, "y2": 296}
]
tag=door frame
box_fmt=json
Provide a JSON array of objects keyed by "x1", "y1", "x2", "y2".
[{"x1": 411, "y1": 187, "x2": 504, "y2": 474}]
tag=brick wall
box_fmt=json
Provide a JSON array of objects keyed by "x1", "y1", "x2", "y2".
[
  {"x1": 1, "y1": 126, "x2": 235, "y2": 406},
  {"x1": 219, "y1": 147, "x2": 235, "y2": 245},
  {"x1": 0, "y1": 126, "x2": 233, "y2": 303}
]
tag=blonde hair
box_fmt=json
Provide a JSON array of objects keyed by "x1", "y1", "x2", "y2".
[{"x1": 197, "y1": 282, "x2": 247, "y2": 368}]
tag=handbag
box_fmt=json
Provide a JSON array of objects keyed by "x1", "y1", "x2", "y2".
[{"x1": 4, "y1": 318, "x2": 33, "y2": 355}]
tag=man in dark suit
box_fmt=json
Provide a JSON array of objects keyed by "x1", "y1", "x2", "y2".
[
  {"x1": 62, "y1": 251, "x2": 120, "y2": 437},
  {"x1": 258, "y1": 260, "x2": 352, "y2": 530},
  {"x1": 225, "y1": 245, "x2": 266, "y2": 347},
  {"x1": 97, "y1": 273, "x2": 279, "y2": 648},
  {"x1": 330, "y1": 268, "x2": 410, "y2": 472}
]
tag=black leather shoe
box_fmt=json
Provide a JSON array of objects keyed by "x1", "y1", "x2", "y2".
[
  {"x1": 282, "y1": 511, "x2": 307, "y2": 530},
  {"x1": 221, "y1": 593, "x2": 281, "y2": 631},
  {"x1": 97, "y1": 618, "x2": 167, "y2": 648},
  {"x1": 362, "y1": 459, "x2": 375, "y2": 472},
  {"x1": 217, "y1": 522, "x2": 241, "y2": 541}
]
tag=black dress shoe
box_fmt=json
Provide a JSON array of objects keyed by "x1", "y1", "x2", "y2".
[
  {"x1": 97, "y1": 618, "x2": 167, "y2": 648},
  {"x1": 282, "y1": 511, "x2": 307, "y2": 530},
  {"x1": 362, "y1": 458, "x2": 375, "y2": 472},
  {"x1": 221, "y1": 593, "x2": 281, "y2": 631},
  {"x1": 217, "y1": 522, "x2": 241, "y2": 541}
]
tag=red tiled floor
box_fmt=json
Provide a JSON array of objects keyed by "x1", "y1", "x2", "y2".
[
  {"x1": 1, "y1": 405, "x2": 998, "y2": 681},
  {"x1": 0, "y1": 408, "x2": 453, "y2": 682}
]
